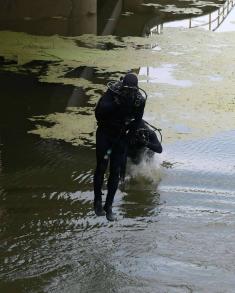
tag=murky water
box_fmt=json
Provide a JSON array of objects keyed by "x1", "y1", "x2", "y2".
[{"x1": 1, "y1": 1, "x2": 235, "y2": 292}]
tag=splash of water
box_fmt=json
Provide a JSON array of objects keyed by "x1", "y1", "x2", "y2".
[{"x1": 126, "y1": 152, "x2": 162, "y2": 185}]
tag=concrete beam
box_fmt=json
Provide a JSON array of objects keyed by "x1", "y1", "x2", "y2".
[
  {"x1": 101, "y1": 0, "x2": 123, "y2": 35},
  {"x1": 69, "y1": 0, "x2": 97, "y2": 35}
]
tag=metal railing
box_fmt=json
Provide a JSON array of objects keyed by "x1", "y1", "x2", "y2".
[
  {"x1": 189, "y1": 0, "x2": 235, "y2": 31},
  {"x1": 149, "y1": 23, "x2": 163, "y2": 35},
  {"x1": 149, "y1": 0, "x2": 235, "y2": 34}
]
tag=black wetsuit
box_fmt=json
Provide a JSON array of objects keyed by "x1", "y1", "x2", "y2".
[
  {"x1": 128, "y1": 120, "x2": 162, "y2": 164},
  {"x1": 94, "y1": 88, "x2": 145, "y2": 208}
]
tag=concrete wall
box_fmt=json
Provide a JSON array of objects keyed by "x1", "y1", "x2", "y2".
[
  {"x1": 0, "y1": 0, "x2": 71, "y2": 19},
  {"x1": 69, "y1": 0, "x2": 97, "y2": 35},
  {"x1": 0, "y1": 0, "x2": 97, "y2": 35}
]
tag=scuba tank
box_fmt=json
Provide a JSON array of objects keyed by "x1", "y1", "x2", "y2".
[{"x1": 107, "y1": 80, "x2": 148, "y2": 108}]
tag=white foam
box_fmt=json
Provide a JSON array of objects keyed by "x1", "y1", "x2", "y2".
[{"x1": 127, "y1": 152, "x2": 162, "y2": 184}]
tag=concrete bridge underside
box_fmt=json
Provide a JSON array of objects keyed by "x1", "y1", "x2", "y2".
[{"x1": 0, "y1": 0, "x2": 176, "y2": 36}]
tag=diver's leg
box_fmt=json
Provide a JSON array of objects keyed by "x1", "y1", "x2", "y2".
[
  {"x1": 104, "y1": 140, "x2": 128, "y2": 220},
  {"x1": 94, "y1": 128, "x2": 110, "y2": 215}
]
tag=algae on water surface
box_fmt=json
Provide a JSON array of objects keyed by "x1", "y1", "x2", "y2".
[{"x1": 0, "y1": 28, "x2": 235, "y2": 146}]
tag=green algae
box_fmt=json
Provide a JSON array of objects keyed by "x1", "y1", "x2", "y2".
[
  {"x1": 29, "y1": 107, "x2": 97, "y2": 146},
  {"x1": 141, "y1": 0, "x2": 222, "y2": 13},
  {"x1": 161, "y1": 5, "x2": 203, "y2": 14},
  {"x1": 1, "y1": 28, "x2": 235, "y2": 146}
]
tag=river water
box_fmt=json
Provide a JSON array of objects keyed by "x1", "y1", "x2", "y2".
[{"x1": 0, "y1": 1, "x2": 235, "y2": 292}]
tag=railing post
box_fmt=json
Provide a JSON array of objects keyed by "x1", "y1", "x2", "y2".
[
  {"x1": 189, "y1": 18, "x2": 192, "y2": 28},
  {"x1": 218, "y1": 8, "x2": 220, "y2": 27},
  {"x1": 209, "y1": 13, "x2": 211, "y2": 30}
]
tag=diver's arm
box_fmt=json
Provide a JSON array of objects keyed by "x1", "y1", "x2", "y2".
[
  {"x1": 146, "y1": 131, "x2": 162, "y2": 153},
  {"x1": 128, "y1": 102, "x2": 145, "y2": 135}
]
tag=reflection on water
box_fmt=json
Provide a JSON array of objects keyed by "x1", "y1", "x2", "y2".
[
  {"x1": 163, "y1": 0, "x2": 235, "y2": 31},
  {"x1": 216, "y1": 0, "x2": 235, "y2": 31},
  {"x1": 140, "y1": 63, "x2": 193, "y2": 87},
  {"x1": 1, "y1": 0, "x2": 235, "y2": 292}
]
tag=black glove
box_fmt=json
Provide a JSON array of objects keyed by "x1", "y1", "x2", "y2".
[
  {"x1": 137, "y1": 134, "x2": 148, "y2": 146},
  {"x1": 131, "y1": 130, "x2": 147, "y2": 147},
  {"x1": 113, "y1": 94, "x2": 122, "y2": 106}
]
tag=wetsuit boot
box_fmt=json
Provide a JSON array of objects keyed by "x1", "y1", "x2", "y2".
[
  {"x1": 94, "y1": 199, "x2": 105, "y2": 216},
  {"x1": 103, "y1": 205, "x2": 116, "y2": 221}
]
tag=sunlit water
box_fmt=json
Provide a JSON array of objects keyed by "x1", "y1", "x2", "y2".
[{"x1": 1, "y1": 1, "x2": 235, "y2": 293}]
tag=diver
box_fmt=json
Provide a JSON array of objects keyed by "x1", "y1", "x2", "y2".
[
  {"x1": 118, "y1": 119, "x2": 163, "y2": 182},
  {"x1": 93, "y1": 73, "x2": 146, "y2": 221},
  {"x1": 127, "y1": 119, "x2": 163, "y2": 165}
]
